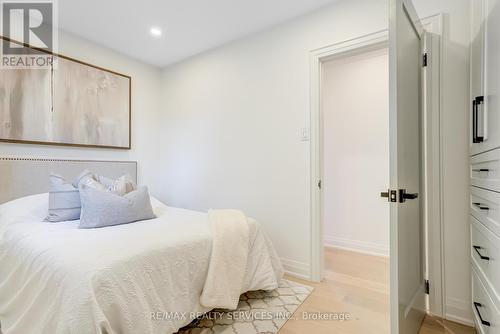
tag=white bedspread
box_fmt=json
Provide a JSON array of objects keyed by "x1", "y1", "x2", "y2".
[{"x1": 0, "y1": 194, "x2": 283, "y2": 334}]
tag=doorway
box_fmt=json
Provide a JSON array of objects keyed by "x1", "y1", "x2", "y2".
[
  {"x1": 309, "y1": 13, "x2": 446, "y2": 333},
  {"x1": 321, "y1": 47, "x2": 390, "y2": 258},
  {"x1": 320, "y1": 43, "x2": 391, "y2": 330},
  {"x1": 309, "y1": 31, "x2": 389, "y2": 282}
]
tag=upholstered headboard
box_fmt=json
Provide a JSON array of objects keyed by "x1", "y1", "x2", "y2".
[{"x1": 0, "y1": 157, "x2": 137, "y2": 204}]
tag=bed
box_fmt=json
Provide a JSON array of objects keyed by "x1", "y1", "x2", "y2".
[{"x1": 0, "y1": 158, "x2": 284, "y2": 334}]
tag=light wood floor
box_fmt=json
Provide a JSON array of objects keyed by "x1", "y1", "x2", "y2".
[
  {"x1": 281, "y1": 247, "x2": 476, "y2": 334},
  {"x1": 419, "y1": 315, "x2": 476, "y2": 334}
]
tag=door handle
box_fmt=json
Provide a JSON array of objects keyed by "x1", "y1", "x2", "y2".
[
  {"x1": 473, "y1": 302, "x2": 491, "y2": 327},
  {"x1": 399, "y1": 189, "x2": 418, "y2": 203},
  {"x1": 472, "y1": 168, "x2": 490, "y2": 172},
  {"x1": 382, "y1": 189, "x2": 418, "y2": 203},
  {"x1": 473, "y1": 245, "x2": 490, "y2": 261}
]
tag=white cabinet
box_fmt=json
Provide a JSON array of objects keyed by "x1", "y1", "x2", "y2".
[
  {"x1": 472, "y1": 267, "x2": 500, "y2": 334},
  {"x1": 470, "y1": 2, "x2": 500, "y2": 329},
  {"x1": 471, "y1": 216, "x2": 500, "y2": 303},
  {"x1": 470, "y1": 186, "x2": 500, "y2": 237},
  {"x1": 471, "y1": 0, "x2": 500, "y2": 155},
  {"x1": 471, "y1": 0, "x2": 486, "y2": 154},
  {"x1": 470, "y1": 148, "x2": 500, "y2": 192},
  {"x1": 471, "y1": 0, "x2": 485, "y2": 109}
]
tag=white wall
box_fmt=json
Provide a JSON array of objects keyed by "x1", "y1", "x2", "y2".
[
  {"x1": 159, "y1": 0, "x2": 389, "y2": 278},
  {"x1": 322, "y1": 48, "x2": 390, "y2": 257},
  {"x1": 0, "y1": 31, "x2": 163, "y2": 197}
]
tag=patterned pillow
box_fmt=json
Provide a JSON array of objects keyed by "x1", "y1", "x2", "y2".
[
  {"x1": 78, "y1": 185, "x2": 156, "y2": 229},
  {"x1": 72, "y1": 169, "x2": 97, "y2": 188},
  {"x1": 45, "y1": 171, "x2": 93, "y2": 222},
  {"x1": 98, "y1": 174, "x2": 137, "y2": 196}
]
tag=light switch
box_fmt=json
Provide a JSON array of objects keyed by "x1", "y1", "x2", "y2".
[{"x1": 301, "y1": 127, "x2": 310, "y2": 141}]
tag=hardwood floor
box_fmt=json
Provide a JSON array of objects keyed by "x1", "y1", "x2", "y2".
[
  {"x1": 419, "y1": 315, "x2": 476, "y2": 334},
  {"x1": 280, "y1": 247, "x2": 475, "y2": 334}
]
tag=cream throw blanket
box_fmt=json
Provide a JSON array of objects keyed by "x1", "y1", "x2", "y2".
[{"x1": 200, "y1": 209, "x2": 250, "y2": 310}]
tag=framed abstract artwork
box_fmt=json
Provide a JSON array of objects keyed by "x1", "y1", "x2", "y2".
[{"x1": 0, "y1": 37, "x2": 131, "y2": 149}]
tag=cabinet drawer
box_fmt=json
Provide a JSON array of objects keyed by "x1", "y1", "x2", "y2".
[
  {"x1": 471, "y1": 187, "x2": 500, "y2": 237},
  {"x1": 470, "y1": 98, "x2": 500, "y2": 156},
  {"x1": 472, "y1": 267, "x2": 500, "y2": 334},
  {"x1": 469, "y1": 0, "x2": 485, "y2": 155},
  {"x1": 471, "y1": 148, "x2": 500, "y2": 192},
  {"x1": 471, "y1": 216, "x2": 500, "y2": 302},
  {"x1": 470, "y1": 0, "x2": 500, "y2": 155}
]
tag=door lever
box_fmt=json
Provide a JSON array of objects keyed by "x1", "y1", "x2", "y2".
[{"x1": 399, "y1": 189, "x2": 419, "y2": 203}]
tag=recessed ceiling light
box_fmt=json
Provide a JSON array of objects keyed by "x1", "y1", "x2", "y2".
[{"x1": 150, "y1": 27, "x2": 162, "y2": 37}]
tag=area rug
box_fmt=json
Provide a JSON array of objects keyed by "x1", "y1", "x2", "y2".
[{"x1": 178, "y1": 280, "x2": 313, "y2": 334}]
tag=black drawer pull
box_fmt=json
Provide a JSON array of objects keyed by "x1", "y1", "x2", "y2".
[
  {"x1": 473, "y1": 202, "x2": 490, "y2": 210},
  {"x1": 473, "y1": 246, "x2": 490, "y2": 260},
  {"x1": 472, "y1": 168, "x2": 490, "y2": 172},
  {"x1": 473, "y1": 96, "x2": 485, "y2": 143},
  {"x1": 474, "y1": 302, "x2": 491, "y2": 326},
  {"x1": 473, "y1": 99, "x2": 478, "y2": 143}
]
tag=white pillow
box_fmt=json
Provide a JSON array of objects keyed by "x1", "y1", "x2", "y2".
[
  {"x1": 98, "y1": 174, "x2": 137, "y2": 196},
  {"x1": 78, "y1": 185, "x2": 155, "y2": 229},
  {"x1": 74, "y1": 170, "x2": 137, "y2": 196},
  {"x1": 46, "y1": 171, "x2": 94, "y2": 222}
]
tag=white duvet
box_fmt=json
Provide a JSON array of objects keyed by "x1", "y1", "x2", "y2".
[{"x1": 0, "y1": 194, "x2": 283, "y2": 334}]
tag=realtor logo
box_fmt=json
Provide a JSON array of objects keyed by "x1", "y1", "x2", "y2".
[{"x1": 1, "y1": 0, "x2": 57, "y2": 68}]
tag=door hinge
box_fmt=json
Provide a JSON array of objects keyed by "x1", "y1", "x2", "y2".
[
  {"x1": 425, "y1": 280, "x2": 430, "y2": 294},
  {"x1": 423, "y1": 53, "x2": 428, "y2": 67}
]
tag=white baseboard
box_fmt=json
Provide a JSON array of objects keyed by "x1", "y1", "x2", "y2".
[
  {"x1": 445, "y1": 297, "x2": 474, "y2": 327},
  {"x1": 324, "y1": 235, "x2": 389, "y2": 257},
  {"x1": 280, "y1": 258, "x2": 310, "y2": 280}
]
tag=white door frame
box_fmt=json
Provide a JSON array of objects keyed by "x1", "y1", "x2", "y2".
[
  {"x1": 420, "y1": 13, "x2": 445, "y2": 319},
  {"x1": 309, "y1": 16, "x2": 444, "y2": 317},
  {"x1": 309, "y1": 30, "x2": 389, "y2": 282}
]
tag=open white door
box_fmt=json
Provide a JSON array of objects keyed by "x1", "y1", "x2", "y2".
[{"x1": 388, "y1": 0, "x2": 426, "y2": 333}]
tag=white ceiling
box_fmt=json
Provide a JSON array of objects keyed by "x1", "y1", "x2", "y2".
[{"x1": 58, "y1": 0, "x2": 337, "y2": 67}]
